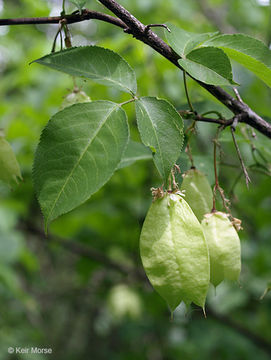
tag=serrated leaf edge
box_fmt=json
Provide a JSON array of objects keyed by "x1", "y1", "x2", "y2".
[
  {"x1": 32, "y1": 45, "x2": 137, "y2": 95},
  {"x1": 33, "y1": 101, "x2": 129, "y2": 232},
  {"x1": 136, "y1": 97, "x2": 184, "y2": 180},
  {"x1": 179, "y1": 46, "x2": 237, "y2": 85}
]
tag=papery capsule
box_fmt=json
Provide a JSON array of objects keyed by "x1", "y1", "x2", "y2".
[
  {"x1": 180, "y1": 168, "x2": 213, "y2": 221},
  {"x1": 201, "y1": 211, "x2": 241, "y2": 287},
  {"x1": 140, "y1": 192, "x2": 210, "y2": 312},
  {"x1": 60, "y1": 89, "x2": 91, "y2": 110}
]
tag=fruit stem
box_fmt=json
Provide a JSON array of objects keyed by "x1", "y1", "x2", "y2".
[
  {"x1": 212, "y1": 127, "x2": 231, "y2": 214},
  {"x1": 212, "y1": 137, "x2": 219, "y2": 211},
  {"x1": 185, "y1": 143, "x2": 194, "y2": 168},
  {"x1": 183, "y1": 71, "x2": 195, "y2": 114}
]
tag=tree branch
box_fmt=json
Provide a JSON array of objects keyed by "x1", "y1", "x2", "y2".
[
  {"x1": 180, "y1": 111, "x2": 247, "y2": 127},
  {"x1": 21, "y1": 220, "x2": 145, "y2": 281},
  {"x1": 1, "y1": 2, "x2": 271, "y2": 138},
  {"x1": 207, "y1": 307, "x2": 271, "y2": 356},
  {"x1": 97, "y1": 0, "x2": 271, "y2": 138},
  {"x1": 0, "y1": 9, "x2": 126, "y2": 28}
]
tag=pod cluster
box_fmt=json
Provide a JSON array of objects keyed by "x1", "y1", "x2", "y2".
[{"x1": 139, "y1": 168, "x2": 241, "y2": 312}]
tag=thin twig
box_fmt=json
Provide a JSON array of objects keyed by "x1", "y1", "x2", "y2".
[
  {"x1": 0, "y1": 9, "x2": 126, "y2": 28},
  {"x1": 145, "y1": 23, "x2": 171, "y2": 32},
  {"x1": 231, "y1": 117, "x2": 251, "y2": 187},
  {"x1": 62, "y1": 0, "x2": 66, "y2": 15},
  {"x1": 180, "y1": 112, "x2": 233, "y2": 126},
  {"x1": 119, "y1": 98, "x2": 136, "y2": 106},
  {"x1": 51, "y1": 26, "x2": 62, "y2": 53},
  {"x1": 212, "y1": 127, "x2": 231, "y2": 213},
  {"x1": 207, "y1": 307, "x2": 271, "y2": 357},
  {"x1": 201, "y1": 110, "x2": 224, "y2": 118},
  {"x1": 240, "y1": 124, "x2": 270, "y2": 175},
  {"x1": 185, "y1": 143, "x2": 195, "y2": 167},
  {"x1": 212, "y1": 137, "x2": 219, "y2": 211},
  {"x1": 20, "y1": 220, "x2": 145, "y2": 281},
  {"x1": 60, "y1": 25, "x2": 63, "y2": 50},
  {"x1": 233, "y1": 87, "x2": 243, "y2": 102},
  {"x1": 183, "y1": 71, "x2": 195, "y2": 113}
]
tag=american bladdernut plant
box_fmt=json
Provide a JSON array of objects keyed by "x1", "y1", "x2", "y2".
[{"x1": 1, "y1": 0, "x2": 271, "y2": 315}]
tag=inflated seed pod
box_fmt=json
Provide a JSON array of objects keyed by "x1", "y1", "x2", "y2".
[
  {"x1": 180, "y1": 168, "x2": 213, "y2": 221},
  {"x1": 201, "y1": 211, "x2": 241, "y2": 287},
  {"x1": 60, "y1": 89, "x2": 91, "y2": 110},
  {"x1": 140, "y1": 192, "x2": 210, "y2": 312}
]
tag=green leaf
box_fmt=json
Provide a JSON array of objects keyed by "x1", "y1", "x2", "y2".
[
  {"x1": 135, "y1": 97, "x2": 183, "y2": 182},
  {"x1": 178, "y1": 47, "x2": 236, "y2": 86},
  {"x1": 0, "y1": 132, "x2": 22, "y2": 186},
  {"x1": 69, "y1": 0, "x2": 86, "y2": 12},
  {"x1": 33, "y1": 101, "x2": 129, "y2": 231},
  {"x1": 165, "y1": 23, "x2": 218, "y2": 56},
  {"x1": 118, "y1": 140, "x2": 152, "y2": 169},
  {"x1": 203, "y1": 34, "x2": 271, "y2": 88},
  {"x1": 33, "y1": 46, "x2": 137, "y2": 94}
]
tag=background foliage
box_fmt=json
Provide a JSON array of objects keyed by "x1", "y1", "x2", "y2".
[{"x1": 0, "y1": 0, "x2": 271, "y2": 359}]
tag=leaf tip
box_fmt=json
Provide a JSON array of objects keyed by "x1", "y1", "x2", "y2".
[
  {"x1": 231, "y1": 79, "x2": 240, "y2": 86},
  {"x1": 29, "y1": 58, "x2": 41, "y2": 66}
]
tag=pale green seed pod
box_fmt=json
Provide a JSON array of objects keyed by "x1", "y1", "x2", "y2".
[
  {"x1": 180, "y1": 168, "x2": 213, "y2": 221},
  {"x1": 140, "y1": 193, "x2": 210, "y2": 312},
  {"x1": 60, "y1": 90, "x2": 91, "y2": 110},
  {"x1": 0, "y1": 131, "x2": 22, "y2": 186},
  {"x1": 107, "y1": 284, "x2": 142, "y2": 320},
  {"x1": 201, "y1": 211, "x2": 241, "y2": 287}
]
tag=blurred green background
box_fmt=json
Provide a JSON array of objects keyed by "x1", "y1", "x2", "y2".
[{"x1": 0, "y1": 0, "x2": 271, "y2": 359}]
